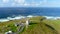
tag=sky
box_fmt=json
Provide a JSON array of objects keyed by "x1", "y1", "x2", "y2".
[{"x1": 0, "y1": 0, "x2": 60, "y2": 7}]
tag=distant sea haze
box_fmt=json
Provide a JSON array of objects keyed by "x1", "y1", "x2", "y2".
[{"x1": 0, "y1": 7, "x2": 60, "y2": 18}]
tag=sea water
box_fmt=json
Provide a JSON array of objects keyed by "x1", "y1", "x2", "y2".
[{"x1": 0, "y1": 7, "x2": 60, "y2": 22}]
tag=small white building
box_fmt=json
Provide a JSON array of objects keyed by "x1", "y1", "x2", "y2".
[
  {"x1": 25, "y1": 19, "x2": 30, "y2": 29},
  {"x1": 5, "y1": 31, "x2": 12, "y2": 34},
  {"x1": 25, "y1": 19, "x2": 30, "y2": 25}
]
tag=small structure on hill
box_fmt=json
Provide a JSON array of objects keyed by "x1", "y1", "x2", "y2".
[
  {"x1": 14, "y1": 19, "x2": 30, "y2": 30},
  {"x1": 5, "y1": 31, "x2": 13, "y2": 34},
  {"x1": 25, "y1": 19, "x2": 30, "y2": 28},
  {"x1": 15, "y1": 23, "x2": 24, "y2": 27},
  {"x1": 25, "y1": 19, "x2": 30, "y2": 25}
]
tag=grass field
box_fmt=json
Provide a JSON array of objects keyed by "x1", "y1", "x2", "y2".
[
  {"x1": 43, "y1": 20, "x2": 60, "y2": 34},
  {"x1": 0, "y1": 16, "x2": 59, "y2": 34}
]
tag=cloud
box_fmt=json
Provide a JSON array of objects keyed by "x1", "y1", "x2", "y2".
[
  {"x1": 2, "y1": 0, "x2": 9, "y2": 3},
  {"x1": 10, "y1": 0, "x2": 40, "y2": 7},
  {"x1": 2, "y1": 0, "x2": 60, "y2": 7},
  {"x1": 10, "y1": 0, "x2": 25, "y2": 7},
  {"x1": 14, "y1": 0, "x2": 25, "y2": 4},
  {"x1": 29, "y1": 3, "x2": 39, "y2": 7},
  {"x1": 39, "y1": 0, "x2": 60, "y2": 7},
  {"x1": 11, "y1": 3, "x2": 16, "y2": 6},
  {"x1": 0, "y1": 0, "x2": 41, "y2": 7},
  {"x1": 24, "y1": 3, "x2": 29, "y2": 6}
]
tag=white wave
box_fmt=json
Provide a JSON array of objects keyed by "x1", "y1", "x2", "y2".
[
  {"x1": 0, "y1": 15, "x2": 35, "y2": 22},
  {"x1": 44, "y1": 16, "x2": 60, "y2": 20},
  {"x1": 12, "y1": 16, "x2": 26, "y2": 20},
  {"x1": 7, "y1": 17, "x2": 15, "y2": 20},
  {"x1": 27, "y1": 15, "x2": 36, "y2": 18},
  {"x1": 7, "y1": 16, "x2": 26, "y2": 20},
  {"x1": 0, "y1": 19, "x2": 9, "y2": 22},
  {"x1": 0, "y1": 15, "x2": 60, "y2": 22}
]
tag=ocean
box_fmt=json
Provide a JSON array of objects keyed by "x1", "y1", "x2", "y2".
[{"x1": 0, "y1": 7, "x2": 60, "y2": 22}]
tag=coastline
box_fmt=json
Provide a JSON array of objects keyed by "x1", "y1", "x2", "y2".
[
  {"x1": 0, "y1": 15, "x2": 60, "y2": 22},
  {"x1": 0, "y1": 15, "x2": 36, "y2": 22},
  {"x1": 44, "y1": 16, "x2": 60, "y2": 20}
]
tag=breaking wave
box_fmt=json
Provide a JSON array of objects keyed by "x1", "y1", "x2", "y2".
[
  {"x1": 0, "y1": 15, "x2": 36, "y2": 22},
  {"x1": 44, "y1": 16, "x2": 60, "y2": 20}
]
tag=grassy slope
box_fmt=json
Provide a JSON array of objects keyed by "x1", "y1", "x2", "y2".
[
  {"x1": 21, "y1": 16, "x2": 58, "y2": 34},
  {"x1": 0, "y1": 20, "x2": 20, "y2": 34},
  {"x1": 43, "y1": 20, "x2": 60, "y2": 34},
  {"x1": 0, "y1": 16, "x2": 59, "y2": 34}
]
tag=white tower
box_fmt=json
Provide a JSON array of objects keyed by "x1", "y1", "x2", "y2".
[
  {"x1": 26, "y1": 20, "x2": 29, "y2": 25},
  {"x1": 25, "y1": 19, "x2": 30, "y2": 29}
]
